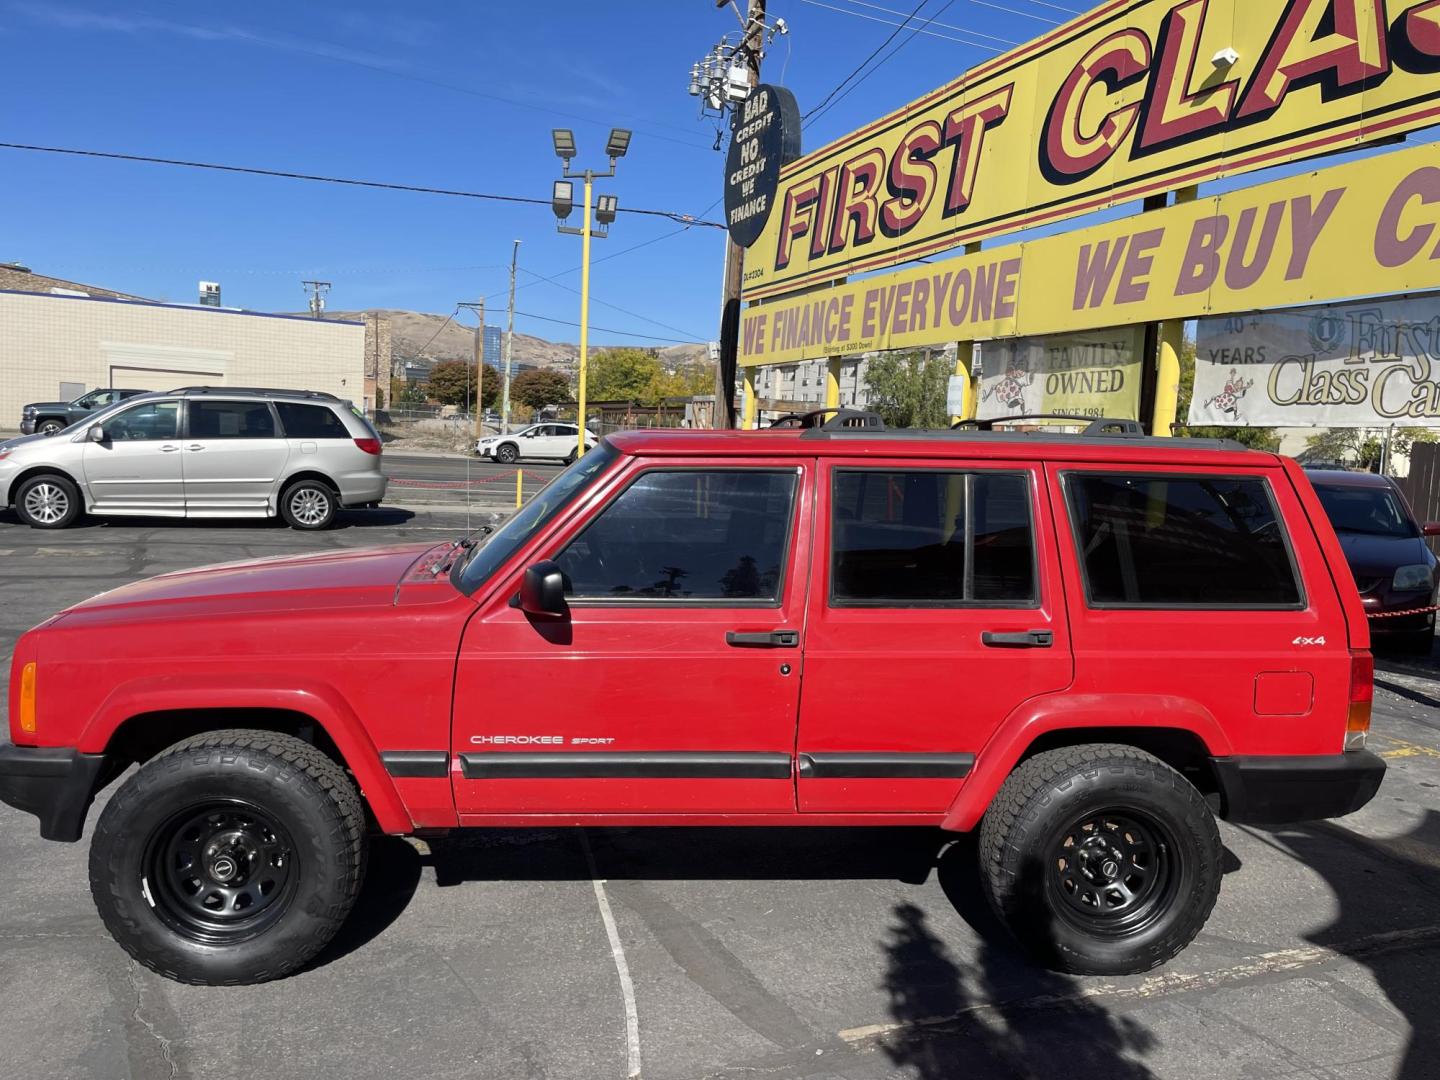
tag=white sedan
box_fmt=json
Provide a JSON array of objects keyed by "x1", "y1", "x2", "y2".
[{"x1": 477, "y1": 423, "x2": 598, "y2": 464}]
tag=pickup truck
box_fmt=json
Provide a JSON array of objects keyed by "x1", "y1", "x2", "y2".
[{"x1": 21, "y1": 388, "x2": 148, "y2": 435}]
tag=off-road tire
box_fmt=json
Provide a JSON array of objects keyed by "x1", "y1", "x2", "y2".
[
  {"x1": 14, "y1": 473, "x2": 83, "y2": 529},
  {"x1": 495, "y1": 442, "x2": 519, "y2": 465},
  {"x1": 279, "y1": 478, "x2": 337, "y2": 530},
  {"x1": 89, "y1": 730, "x2": 368, "y2": 985},
  {"x1": 978, "y1": 744, "x2": 1222, "y2": 976}
]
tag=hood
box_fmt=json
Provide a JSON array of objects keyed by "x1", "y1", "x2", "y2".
[
  {"x1": 22, "y1": 401, "x2": 76, "y2": 412},
  {"x1": 0, "y1": 431, "x2": 57, "y2": 452},
  {"x1": 1335, "y1": 530, "x2": 1432, "y2": 578},
  {"x1": 61, "y1": 541, "x2": 451, "y2": 620}
]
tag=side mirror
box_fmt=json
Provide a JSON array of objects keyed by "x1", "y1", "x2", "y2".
[
  {"x1": 87, "y1": 425, "x2": 105, "y2": 443},
  {"x1": 517, "y1": 560, "x2": 568, "y2": 619},
  {"x1": 1423, "y1": 523, "x2": 1440, "y2": 537}
]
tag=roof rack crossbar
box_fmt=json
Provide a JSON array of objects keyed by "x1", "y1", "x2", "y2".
[
  {"x1": 768, "y1": 407, "x2": 886, "y2": 432},
  {"x1": 950, "y1": 413, "x2": 1146, "y2": 437}
]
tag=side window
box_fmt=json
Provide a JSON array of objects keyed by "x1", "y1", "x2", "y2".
[
  {"x1": 104, "y1": 401, "x2": 179, "y2": 441},
  {"x1": 276, "y1": 402, "x2": 349, "y2": 438},
  {"x1": 556, "y1": 470, "x2": 797, "y2": 602},
  {"x1": 87, "y1": 391, "x2": 115, "y2": 407},
  {"x1": 831, "y1": 470, "x2": 1036, "y2": 606},
  {"x1": 189, "y1": 401, "x2": 277, "y2": 439},
  {"x1": 1065, "y1": 473, "x2": 1302, "y2": 607}
]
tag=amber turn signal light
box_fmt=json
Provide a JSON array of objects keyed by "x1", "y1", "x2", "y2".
[{"x1": 18, "y1": 661, "x2": 36, "y2": 734}]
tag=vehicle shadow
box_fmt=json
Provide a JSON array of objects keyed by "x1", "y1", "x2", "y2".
[
  {"x1": 1255, "y1": 811, "x2": 1440, "y2": 1080},
  {"x1": 0, "y1": 508, "x2": 414, "y2": 530}
]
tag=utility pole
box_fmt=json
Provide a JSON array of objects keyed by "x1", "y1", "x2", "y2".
[
  {"x1": 716, "y1": 0, "x2": 765, "y2": 428},
  {"x1": 503, "y1": 240, "x2": 520, "y2": 434},
  {"x1": 302, "y1": 280, "x2": 331, "y2": 318},
  {"x1": 458, "y1": 298, "x2": 486, "y2": 442}
]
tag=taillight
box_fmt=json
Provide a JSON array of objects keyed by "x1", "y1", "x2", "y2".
[
  {"x1": 1346, "y1": 650, "x2": 1373, "y2": 750},
  {"x1": 18, "y1": 661, "x2": 36, "y2": 735},
  {"x1": 354, "y1": 437, "x2": 382, "y2": 456}
]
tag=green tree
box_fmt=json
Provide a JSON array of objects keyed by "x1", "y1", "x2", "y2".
[
  {"x1": 864, "y1": 349, "x2": 951, "y2": 429},
  {"x1": 1174, "y1": 338, "x2": 1280, "y2": 450},
  {"x1": 426, "y1": 360, "x2": 499, "y2": 409},
  {"x1": 511, "y1": 368, "x2": 572, "y2": 410},
  {"x1": 589, "y1": 348, "x2": 665, "y2": 403},
  {"x1": 391, "y1": 377, "x2": 426, "y2": 407},
  {"x1": 1302, "y1": 426, "x2": 1438, "y2": 470}
]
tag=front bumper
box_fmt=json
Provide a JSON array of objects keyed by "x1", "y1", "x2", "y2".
[
  {"x1": 19, "y1": 417, "x2": 36, "y2": 435},
  {"x1": 0, "y1": 744, "x2": 108, "y2": 841},
  {"x1": 1213, "y1": 751, "x2": 1385, "y2": 825}
]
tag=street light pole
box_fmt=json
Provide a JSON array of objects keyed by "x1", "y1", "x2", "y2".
[{"x1": 577, "y1": 177, "x2": 594, "y2": 462}]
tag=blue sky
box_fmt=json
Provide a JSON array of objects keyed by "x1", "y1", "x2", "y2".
[{"x1": 0, "y1": 0, "x2": 1410, "y2": 349}]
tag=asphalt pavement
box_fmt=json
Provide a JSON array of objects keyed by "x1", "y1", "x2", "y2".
[
  {"x1": 382, "y1": 451, "x2": 563, "y2": 509},
  {"x1": 1, "y1": 511, "x2": 1439, "y2": 1080}
]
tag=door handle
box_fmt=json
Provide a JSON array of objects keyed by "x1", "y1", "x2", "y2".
[
  {"x1": 981, "y1": 630, "x2": 1053, "y2": 648},
  {"x1": 187, "y1": 444, "x2": 204, "y2": 451},
  {"x1": 726, "y1": 630, "x2": 799, "y2": 648},
  {"x1": 159, "y1": 445, "x2": 179, "y2": 452}
]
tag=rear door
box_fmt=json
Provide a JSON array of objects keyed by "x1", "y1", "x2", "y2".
[
  {"x1": 451, "y1": 456, "x2": 812, "y2": 817},
  {"x1": 797, "y1": 458, "x2": 1073, "y2": 813},
  {"x1": 181, "y1": 399, "x2": 291, "y2": 515}
]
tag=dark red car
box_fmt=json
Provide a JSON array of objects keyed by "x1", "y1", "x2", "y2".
[
  {"x1": 1, "y1": 418, "x2": 1383, "y2": 984},
  {"x1": 1307, "y1": 469, "x2": 1440, "y2": 654}
]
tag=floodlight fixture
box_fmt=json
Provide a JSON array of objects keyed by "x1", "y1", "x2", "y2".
[
  {"x1": 606, "y1": 128, "x2": 632, "y2": 160},
  {"x1": 552, "y1": 128, "x2": 576, "y2": 161},
  {"x1": 595, "y1": 193, "x2": 618, "y2": 226},
  {"x1": 552, "y1": 179, "x2": 574, "y2": 219}
]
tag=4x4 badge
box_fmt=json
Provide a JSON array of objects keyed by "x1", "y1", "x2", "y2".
[{"x1": 1291, "y1": 635, "x2": 1326, "y2": 647}]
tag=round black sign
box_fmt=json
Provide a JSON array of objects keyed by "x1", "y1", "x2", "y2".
[{"x1": 724, "y1": 84, "x2": 801, "y2": 249}]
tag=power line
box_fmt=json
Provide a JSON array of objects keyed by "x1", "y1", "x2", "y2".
[
  {"x1": 805, "y1": 0, "x2": 962, "y2": 129},
  {"x1": 514, "y1": 310, "x2": 697, "y2": 344},
  {"x1": 518, "y1": 267, "x2": 705, "y2": 342},
  {"x1": 0, "y1": 143, "x2": 726, "y2": 228},
  {"x1": 796, "y1": 0, "x2": 1013, "y2": 48},
  {"x1": 802, "y1": 0, "x2": 932, "y2": 121},
  {"x1": 410, "y1": 308, "x2": 460, "y2": 358}
]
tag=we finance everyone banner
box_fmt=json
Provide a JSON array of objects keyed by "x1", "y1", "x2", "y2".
[
  {"x1": 1190, "y1": 296, "x2": 1440, "y2": 426},
  {"x1": 740, "y1": 140, "x2": 1440, "y2": 367},
  {"x1": 744, "y1": 0, "x2": 1440, "y2": 301},
  {"x1": 978, "y1": 327, "x2": 1146, "y2": 420}
]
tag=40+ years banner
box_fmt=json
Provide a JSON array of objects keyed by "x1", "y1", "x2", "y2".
[{"x1": 1189, "y1": 296, "x2": 1440, "y2": 426}]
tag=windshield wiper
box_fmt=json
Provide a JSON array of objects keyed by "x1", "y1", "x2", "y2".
[{"x1": 433, "y1": 527, "x2": 494, "y2": 576}]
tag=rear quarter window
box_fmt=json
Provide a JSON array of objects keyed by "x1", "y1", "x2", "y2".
[
  {"x1": 1064, "y1": 473, "x2": 1302, "y2": 609},
  {"x1": 277, "y1": 402, "x2": 350, "y2": 438}
]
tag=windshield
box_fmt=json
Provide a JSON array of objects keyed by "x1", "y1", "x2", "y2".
[
  {"x1": 1314, "y1": 483, "x2": 1417, "y2": 538},
  {"x1": 453, "y1": 442, "x2": 620, "y2": 594}
]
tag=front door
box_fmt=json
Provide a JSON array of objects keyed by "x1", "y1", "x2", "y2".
[
  {"x1": 452, "y1": 459, "x2": 812, "y2": 817},
  {"x1": 80, "y1": 399, "x2": 184, "y2": 514},
  {"x1": 797, "y1": 459, "x2": 1073, "y2": 814},
  {"x1": 182, "y1": 399, "x2": 291, "y2": 515}
]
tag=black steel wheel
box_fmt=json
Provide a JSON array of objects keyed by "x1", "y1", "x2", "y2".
[
  {"x1": 979, "y1": 744, "x2": 1221, "y2": 975},
  {"x1": 143, "y1": 800, "x2": 298, "y2": 945},
  {"x1": 90, "y1": 730, "x2": 368, "y2": 985}
]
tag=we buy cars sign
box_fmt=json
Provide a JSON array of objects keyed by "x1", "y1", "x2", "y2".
[{"x1": 742, "y1": 0, "x2": 1440, "y2": 302}]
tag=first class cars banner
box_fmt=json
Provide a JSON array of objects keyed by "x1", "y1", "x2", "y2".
[
  {"x1": 740, "y1": 139, "x2": 1440, "y2": 366},
  {"x1": 743, "y1": 0, "x2": 1440, "y2": 301},
  {"x1": 1189, "y1": 295, "x2": 1440, "y2": 425}
]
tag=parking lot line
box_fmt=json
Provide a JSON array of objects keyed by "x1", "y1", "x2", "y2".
[{"x1": 580, "y1": 829, "x2": 643, "y2": 1080}]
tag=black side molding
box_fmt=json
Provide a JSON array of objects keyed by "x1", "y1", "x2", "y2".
[
  {"x1": 459, "y1": 752, "x2": 792, "y2": 780},
  {"x1": 380, "y1": 751, "x2": 450, "y2": 779},
  {"x1": 798, "y1": 753, "x2": 975, "y2": 779}
]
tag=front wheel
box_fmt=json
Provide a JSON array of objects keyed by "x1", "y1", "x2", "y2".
[
  {"x1": 88, "y1": 730, "x2": 368, "y2": 985},
  {"x1": 978, "y1": 744, "x2": 1222, "y2": 975},
  {"x1": 494, "y1": 442, "x2": 519, "y2": 465},
  {"x1": 14, "y1": 473, "x2": 83, "y2": 528},
  {"x1": 280, "y1": 479, "x2": 337, "y2": 530},
  {"x1": 37, "y1": 419, "x2": 65, "y2": 436}
]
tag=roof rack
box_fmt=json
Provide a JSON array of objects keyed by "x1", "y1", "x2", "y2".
[
  {"x1": 770, "y1": 407, "x2": 886, "y2": 431},
  {"x1": 951, "y1": 413, "x2": 1147, "y2": 438},
  {"x1": 168, "y1": 386, "x2": 342, "y2": 400}
]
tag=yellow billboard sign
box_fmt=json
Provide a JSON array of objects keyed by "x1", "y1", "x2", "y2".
[
  {"x1": 740, "y1": 139, "x2": 1440, "y2": 366},
  {"x1": 744, "y1": 0, "x2": 1440, "y2": 301}
]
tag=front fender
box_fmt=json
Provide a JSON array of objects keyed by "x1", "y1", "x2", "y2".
[
  {"x1": 77, "y1": 674, "x2": 413, "y2": 834},
  {"x1": 939, "y1": 693, "x2": 1233, "y2": 832}
]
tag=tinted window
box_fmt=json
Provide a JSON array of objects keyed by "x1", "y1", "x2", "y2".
[
  {"x1": 1067, "y1": 474, "x2": 1300, "y2": 607},
  {"x1": 1314, "y1": 483, "x2": 1417, "y2": 539},
  {"x1": 189, "y1": 401, "x2": 276, "y2": 439},
  {"x1": 276, "y1": 402, "x2": 349, "y2": 439},
  {"x1": 105, "y1": 401, "x2": 179, "y2": 441},
  {"x1": 831, "y1": 470, "x2": 1035, "y2": 605},
  {"x1": 557, "y1": 470, "x2": 797, "y2": 601}
]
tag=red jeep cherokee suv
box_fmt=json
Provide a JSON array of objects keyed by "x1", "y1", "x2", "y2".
[{"x1": 0, "y1": 414, "x2": 1384, "y2": 984}]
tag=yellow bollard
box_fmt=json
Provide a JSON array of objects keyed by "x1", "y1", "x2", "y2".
[{"x1": 516, "y1": 469, "x2": 523, "y2": 508}]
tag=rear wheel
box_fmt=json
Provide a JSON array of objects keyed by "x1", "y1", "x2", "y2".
[
  {"x1": 14, "y1": 473, "x2": 82, "y2": 529},
  {"x1": 89, "y1": 730, "x2": 368, "y2": 985},
  {"x1": 978, "y1": 744, "x2": 1221, "y2": 975},
  {"x1": 280, "y1": 479, "x2": 337, "y2": 530}
]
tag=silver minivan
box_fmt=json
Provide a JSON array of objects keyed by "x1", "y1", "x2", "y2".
[{"x1": 0, "y1": 387, "x2": 387, "y2": 529}]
